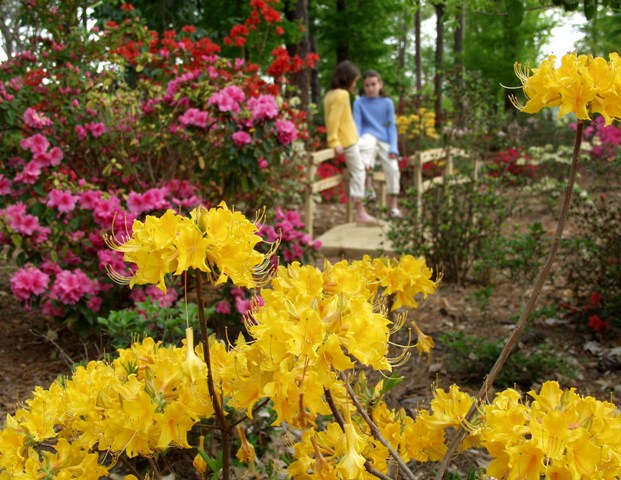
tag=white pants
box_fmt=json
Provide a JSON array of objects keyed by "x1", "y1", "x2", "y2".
[
  {"x1": 343, "y1": 144, "x2": 366, "y2": 199},
  {"x1": 358, "y1": 133, "x2": 400, "y2": 195}
]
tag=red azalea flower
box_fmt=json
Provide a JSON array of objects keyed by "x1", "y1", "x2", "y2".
[{"x1": 587, "y1": 314, "x2": 610, "y2": 333}]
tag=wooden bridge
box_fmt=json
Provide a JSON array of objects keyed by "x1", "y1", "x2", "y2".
[{"x1": 304, "y1": 147, "x2": 477, "y2": 258}]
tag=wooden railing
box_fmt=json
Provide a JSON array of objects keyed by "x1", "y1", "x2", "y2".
[{"x1": 305, "y1": 147, "x2": 476, "y2": 237}]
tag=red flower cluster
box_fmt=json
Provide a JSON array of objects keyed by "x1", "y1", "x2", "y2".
[
  {"x1": 267, "y1": 47, "x2": 319, "y2": 78},
  {"x1": 316, "y1": 154, "x2": 347, "y2": 203},
  {"x1": 224, "y1": 0, "x2": 283, "y2": 46},
  {"x1": 562, "y1": 292, "x2": 611, "y2": 333},
  {"x1": 486, "y1": 147, "x2": 538, "y2": 184}
]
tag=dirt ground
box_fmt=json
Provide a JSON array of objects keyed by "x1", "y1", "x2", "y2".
[{"x1": 1, "y1": 197, "x2": 621, "y2": 477}]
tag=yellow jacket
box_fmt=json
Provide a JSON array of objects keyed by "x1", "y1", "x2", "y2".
[{"x1": 323, "y1": 88, "x2": 358, "y2": 149}]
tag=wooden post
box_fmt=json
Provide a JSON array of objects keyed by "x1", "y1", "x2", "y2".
[
  {"x1": 305, "y1": 152, "x2": 317, "y2": 237},
  {"x1": 414, "y1": 152, "x2": 423, "y2": 219}
]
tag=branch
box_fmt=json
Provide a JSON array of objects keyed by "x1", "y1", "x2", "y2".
[
  {"x1": 340, "y1": 372, "x2": 417, "y2": 480},
  {"x1": 195, "y1": 272, "x2": 231, "y2": 479},
  {"x1": 433, "y1": 120, "x2": 585, "y2": 480}
]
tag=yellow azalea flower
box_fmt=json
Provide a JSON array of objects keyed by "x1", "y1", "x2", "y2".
[
  {"x1": 182, "y1": 327, "x2": 206, "y2": 384},
  {"x1": 411, "y1": 321, "x2": 434, "y2": 357},
  {"x1": 507, "y1": 439, "x2": 545, "y2": 480},
  {"x1": 512, "y1": 52, "x2": 621, "y2": 125},
  {"x1": 192, "y1": 436, "x2": 208, "y2": 477},
  {"x1": 403, "y1": 416, "x2": 448, "y2": 462},
  {"x1": 235, "y1": 425, "x2": 256, "y2": 463},
  {"x1": 422, "y1": 384, "x2": 474, "y2": 429},
  {"x1": 337, "y1": 423, "x2": 367, "y2": 479},
  {"x1": 174, "y1": 218, "x2": 211, "y2": 275},
  {"x1": 105, "y1": 202, "x2": 273, "y2": 292}
]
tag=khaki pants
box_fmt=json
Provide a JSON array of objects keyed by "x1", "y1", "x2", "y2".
[{"x1": 358, "y1": 133, "x2": 400, "y2": 195}]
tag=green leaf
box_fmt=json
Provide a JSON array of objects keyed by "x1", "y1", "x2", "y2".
[
  {"x1": 379, "y1": 373, "x2": 404, "y2": 396},
  {"x1": 505, "y1": 0, "x2": 525, "y2": 27}
]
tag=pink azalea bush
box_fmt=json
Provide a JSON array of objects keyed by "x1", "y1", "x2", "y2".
[{"x1": 0, "y1": 1, "x2": 319, "y2": 333}]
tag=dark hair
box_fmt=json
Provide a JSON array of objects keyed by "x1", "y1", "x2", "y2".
[
  {"x1": 330, "y1": 60, "x2": 360, "y2": 90},
  {"x1": 361, "y1": 70, "x2": 386, "y2": 96}
]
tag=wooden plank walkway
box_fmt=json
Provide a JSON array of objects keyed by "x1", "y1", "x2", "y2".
[{"x1": 314, "y1": 221, "x2": 396, "y2": 260}]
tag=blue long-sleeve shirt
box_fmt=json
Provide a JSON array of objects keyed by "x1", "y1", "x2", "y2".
[{"x1": 353, "y1": 95, "x2": 399, "y2": 155}]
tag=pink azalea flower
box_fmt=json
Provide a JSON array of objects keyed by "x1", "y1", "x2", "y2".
[
  {"x1": 235, "y1": 296, "x2": 252, "y2": 315},
  {"x1": 232, "y1": 131, "x2": 252, "y2": 147},
  {"x1": 93, "y1": 195, "x2": 122, "y2": 227},
  {"x1": 8, "y1": 212, "x2": 40, "y2": 235},
  {"x1": 86, "y1": 296, "x2": 103, "y2": 312},
  {"x1": 41, "y1": 300, "x2": 64, "y2": 317},
  {"x1": 130, "y1": 285, "x2": 178, "y2": 308},
  {"x1": 48, "y1": 146, "x2": 63, "y2": 166},
  {"x1": 23, "y1": 107, "x2": 53, "y2": 129},
  {"x1": 247, "y1": 95, "x2": 279, "y2": 121},
  {"x1": 98, "y1": 249, "x2": 127, "y2": 274},
  {"x1": 50, "y1": 269, "x2": 91, "y2": 305},
  {"x1": 78, "y1": 190, "x2": 103, "y2": 209},
  {"x1": 47, "y1": 189, "x2": 79, "y2": 213},
  {"x1": 0, "y1": 175, "x2": 11, "y2": 195},
  {"x1": 179, "y1": 108, "x2": 209, "y2": 128},
  {"x1": 209, "y1": 85, "x2": 245, "y2": 112},
  {"x1": 10, "y1": 266, "x2": 50, "y2": 301},
  {"x1": 75, "y1": 125, "x2": 87, "y2": 140},
  {"x1": 86, "y1": 122, "x2": 106, "y2": 138},
  {"x1": 32, "y1": 226, "x2": 51, "y2": 244},
  {"x1": 215, "y1": 300, "x2": 232, "y2": 314},
  {"x1": 33, "y1": 147, "x2": 63, "y2": 168},
  {"x1": 3, "y1": 202, "x2": 26, "y2": 216},
  {"x1": 275, "y1": 119, "x2": 297, "y2": 145},
  {"x1": 20, "y1": 134, "x2": 50, "y2": 155},
  {"x1": 14, "y1": 161, "x2": 42, "y2": 184},
  {"x1": 40, "y1": 260, "x2": 62, "y2": 275},
  {"x1": 126, "y1": 191, "x2": 148, "y2": 214},
  {"x1": 142, "y1": 187, "x2": 170, "y2": 211}
]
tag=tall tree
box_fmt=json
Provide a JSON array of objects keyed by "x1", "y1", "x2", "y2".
[
  {"x1": 415, "y1": 0, "x2": 422, "y2": 101},
  {"x1": 453, "y1": 4, "x2": 465, "y2": 127},
  {"x1": 284, "y1": 0, "x2": 312, "y2": 110},
  {"x1": 432, "y1": 1, "x2": 445, "y2": 130},
  {"x1": 0, "y1": 0, "x2": 24, "y2": 58},
  {"x1": 463, "y1": 4, "x2": 554, "y2": 110}
]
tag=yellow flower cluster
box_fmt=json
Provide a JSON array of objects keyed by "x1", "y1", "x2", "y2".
[
  {"x1": 512, "y1": 52, "x2": 621, "y2": 125},
  {"x1": 104, "y1": 202, "x2": 272, "y2": 292},
  {"x1": 413, "y1": 381, "x2": 621, "y2": 480},
  {"x1": 224, "y1": 255, "x2": 437, "y2": 428},
  {"x1": 0, "y1": 249, "x2": 438, "y2": 478},
  {"x1": 396, "y1": 108, "x2": 439, "y2": 141},
  {"x1": 288, "y1": 390, "x2": 450, "y2": 479},
  {"x1": 0, "y1": 330, "x2": 213, "y2": 478},
  {"x1": 470, "y1": 381, "x2": 621, "y2": 479}
]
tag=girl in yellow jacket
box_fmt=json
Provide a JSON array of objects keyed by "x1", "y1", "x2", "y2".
[{"x1": 323, "y1": 60, "x2": 380, "y2": 226}]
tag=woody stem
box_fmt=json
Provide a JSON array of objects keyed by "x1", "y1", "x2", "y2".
[
  {"x1": 433, "y1": 120, "x2": 585, "y2": 480},
  {"x1": 195, "y1": 271, "x2": 231, "y2": 479}
]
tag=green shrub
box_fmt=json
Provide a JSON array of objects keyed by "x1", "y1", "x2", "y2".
[
  {"x1": 438, "y1": 332, "x2": 574, "y2": 390},
  {"x1": 560, "y1": 193, "x2": 621, "y2": 335},
  {"x1": 98, "y1": 298, "x2": 205, "y2": 348},
  {"x1": 387, "y1": 177, "x2": 513, "y2": 284}
]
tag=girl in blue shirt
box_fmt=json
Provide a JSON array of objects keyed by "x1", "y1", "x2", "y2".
[{"x1": 353, "y1": 70, "x2": 402, "y2": 218}]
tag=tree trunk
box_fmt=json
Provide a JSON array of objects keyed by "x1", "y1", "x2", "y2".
[
  {"x1": 453, "y1": 6, "x2": 465, "y2": 128},
  {"x1": 396, "y1": 6, "x2": 410, "y2": 111},
  {"x1": 284, "y1": 0, "x2": 311, "y2": 111},
  {"x1": 415, "y1": 0, "x2": 422, "y2": 106},
  {"x1": 433, "y1": 2, "x2": 445, "y2": 131},
  {"x1": 0, "y1": 0, "x2": 23, "y2": 58},
  {"x1": 335, "y1": 0, "x2": 348, "y2": 62}
]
